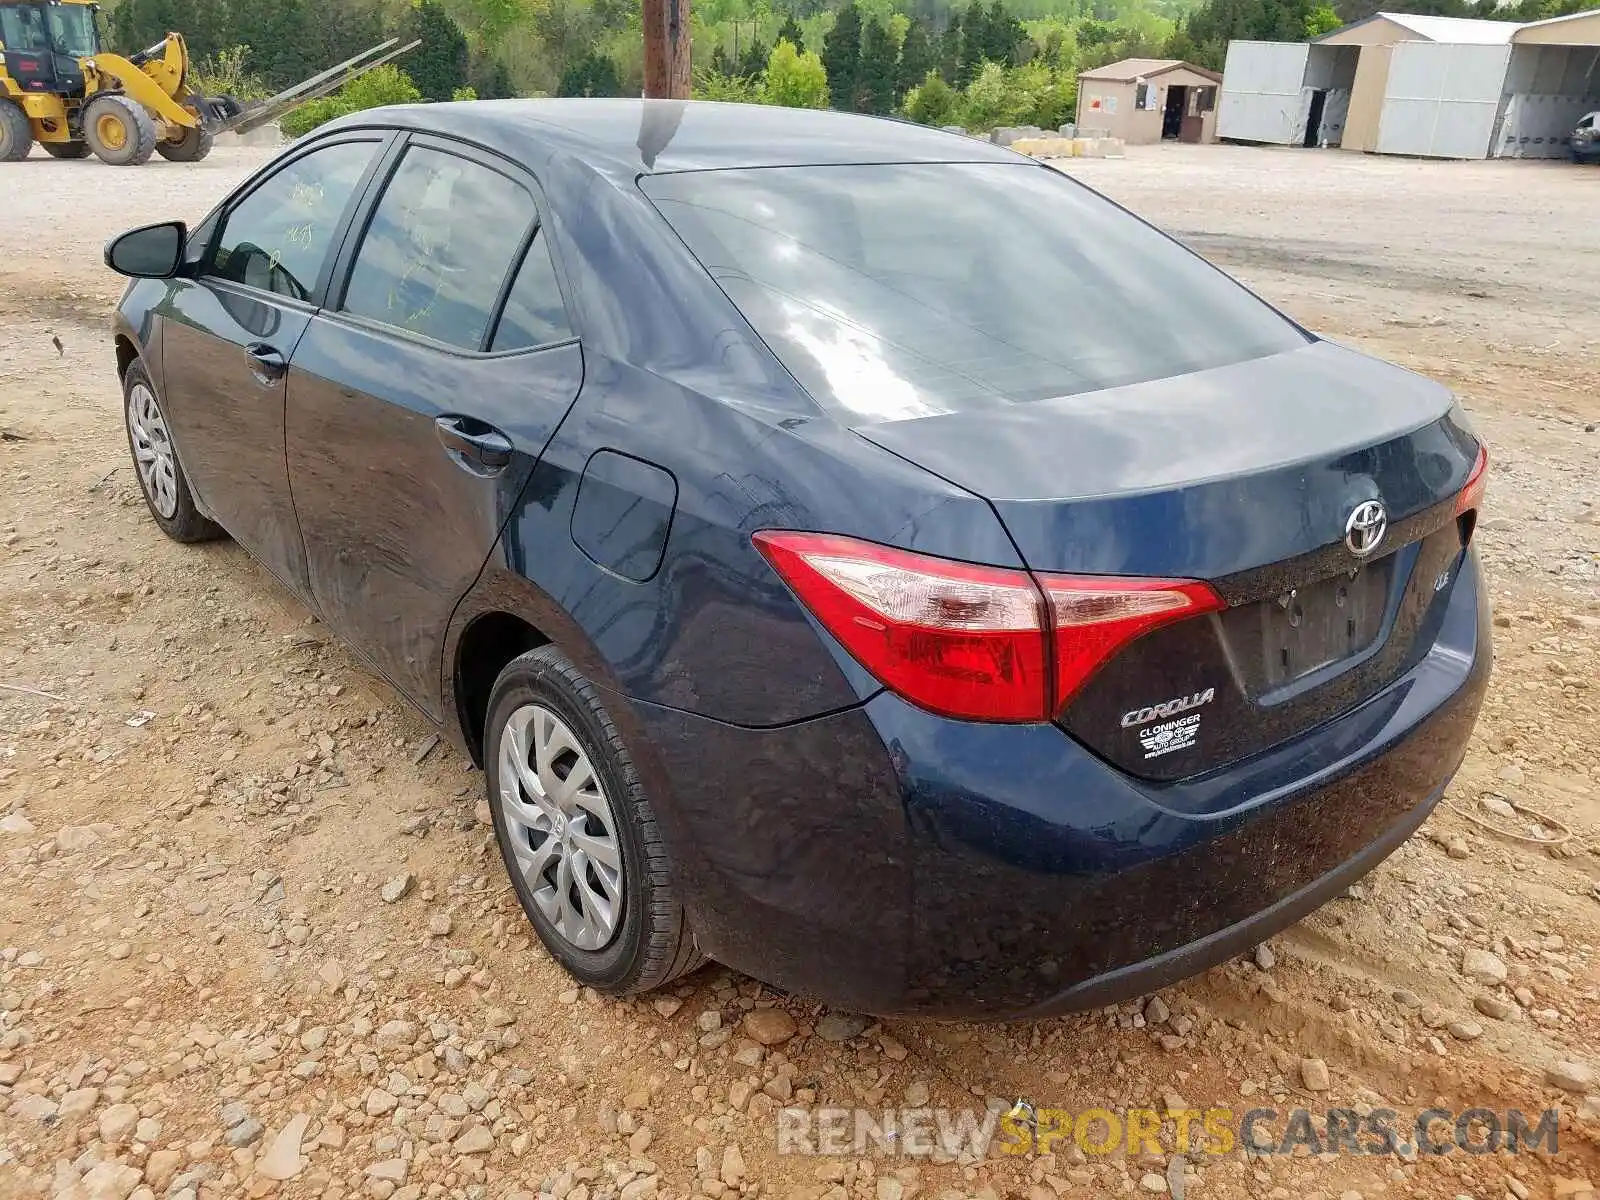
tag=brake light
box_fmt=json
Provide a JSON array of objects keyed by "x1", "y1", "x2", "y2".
[
  {"x1": 1455, "y1": 443, "x2": 1488, "y2": 516},
  {"x1": 752, "y1": 531, "x2": 1221, "y2": 722}
]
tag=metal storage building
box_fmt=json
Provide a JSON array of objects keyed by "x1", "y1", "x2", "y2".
[{"x1": 1216, "y1": 7, "x2": 1600, "y2": 159}]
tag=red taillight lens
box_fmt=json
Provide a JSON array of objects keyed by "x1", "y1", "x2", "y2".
[
  {"x1": 752, "y1": 531, "x2": 1050, "y2": 721},
  {"x1": 1455, "y1": 444, "x2": 1488, "y2": 516},
  {"x1": 1040, "y1": 575, "x2": 1224, "y2": 708},
  {"x1": 753, "y1": 531, "x2": 1222, "y2": 723}
]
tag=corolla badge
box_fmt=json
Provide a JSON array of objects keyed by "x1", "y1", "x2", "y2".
[{"x1": 1345, "y1": 499, "x2": 1387, "y2": 558}]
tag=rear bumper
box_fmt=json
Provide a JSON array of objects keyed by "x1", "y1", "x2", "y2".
[{"x1": 624, "y1": 548, "x2": 1491, "y2": 1019}]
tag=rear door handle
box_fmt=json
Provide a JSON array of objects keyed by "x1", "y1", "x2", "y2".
[
  {"x1": 435, "y1": 415, "x2": 513, "y2": 472},
  {"x1": 244, "y1": 342, "x2": 286, "y2": 384}
]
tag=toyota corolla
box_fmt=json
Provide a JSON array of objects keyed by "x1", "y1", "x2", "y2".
[{"x1": 104, "y1": 99, "x2": 1491, "y2": 1019}]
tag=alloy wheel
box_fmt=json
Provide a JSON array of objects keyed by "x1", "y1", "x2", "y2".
[
  {"x1": 127, "y1": 382, "x2": 179, "y2": 520},
  {"x1": 496, "y1": 703, "x2": 624, "y2": 951}
]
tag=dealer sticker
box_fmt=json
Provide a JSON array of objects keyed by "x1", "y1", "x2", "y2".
[{"x1": 1139, "y1": 712, "x2": 1201, "y2": 759}]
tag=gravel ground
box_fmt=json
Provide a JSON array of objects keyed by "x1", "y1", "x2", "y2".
[{"x1": 2, "y1": 139, "x2": 1599, "y2": 1200}]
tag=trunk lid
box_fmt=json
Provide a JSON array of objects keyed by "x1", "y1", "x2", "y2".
[{"x1": 855, "y1": 341, "x2": 1483, "y2": 780}]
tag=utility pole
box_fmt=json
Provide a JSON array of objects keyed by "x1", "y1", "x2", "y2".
[{"x1": 642, "y1": 0, "x2": 691, "y2": 98}]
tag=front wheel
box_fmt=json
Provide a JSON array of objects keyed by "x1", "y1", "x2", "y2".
[
  {"x1": 156, "y1": 122, "x2": 214, "y2": 162},
  {"x1": 122, "y1": 362, "x2": 224, "y2": 543},
  {"x1": 484, "y1": 646, "x2": 704, "y2": 993}
]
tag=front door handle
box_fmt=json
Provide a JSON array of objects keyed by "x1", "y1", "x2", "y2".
[
  {"x1": 435, "y1": 415, "x2": 513, "y2": 472},
  {"x1": 244, "y1": 342, "x2": 287, "y2": 385}
]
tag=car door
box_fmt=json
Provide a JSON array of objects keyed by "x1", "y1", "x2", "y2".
[
  {"x1": 158, "y1": 134, "x2": 389, "y2": 600},
  {"x1": 285, "y1": 134, "x2": 584, "y2": 718}
]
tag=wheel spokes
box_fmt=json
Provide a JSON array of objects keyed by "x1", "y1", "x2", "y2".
[{"x1": 494, "y1": 701, "x2": 626, "y2": 952}]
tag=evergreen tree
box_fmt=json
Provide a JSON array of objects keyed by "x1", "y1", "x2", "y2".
[
  {"x1": 858, "y1": 18, "x2": 898, "y2": 113},
  {"x1": 983, "y1": 0, "x2": 1023, "y2": 65},
  {"x1": 558, "y1": 51, "x2": 623, "y2": 96},
  {"x1": 739, "y1": 37, "x2": 770, "y2": 77},
  {"x1": 897, "y1": 17, "x2": 934, "y2": 100},
  {"x1": 406, "y1": 0, "x2": 470, "y2": 102},
  {"x1": 937, "y1": 12, "x2": 962, "y2": 83},
  {"x1": 710, "y1": 44, "x2": 735, "y2": 76},
  {"x1": 820, "y1": 1, "x2": 863, "y2": 109},
  {"x1": 229, "y1": 0, "x2": 314, "y2": 90},
  {"x1": 957, "y1": 0, "x2": 985, "y2": 83},
  {"x1": 777, "y1": 14, "x2": 806, "y2": 51}
]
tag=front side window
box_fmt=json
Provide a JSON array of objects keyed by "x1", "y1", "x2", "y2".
[
  {"x1": 0, "y1": 5, "x2": 49, "y2": 52},
  {"x1": 207, "y1": 140, "x2": 380, "y2": 301},
  {"x1": 642, "y1": 163, "x2": 1307, "y2": 424},
  {"x1": 341, "y1": 145, "x2": 537, "y2": 351}
]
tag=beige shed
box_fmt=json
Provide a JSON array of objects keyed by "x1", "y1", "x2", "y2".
[{"x1": 1075, "y1": 59, "x2": 1222, "y2": 144}]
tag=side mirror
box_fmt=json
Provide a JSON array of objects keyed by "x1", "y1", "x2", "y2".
[{"x1": 104, "y1": 220, "x2": 187, "y2": 279}]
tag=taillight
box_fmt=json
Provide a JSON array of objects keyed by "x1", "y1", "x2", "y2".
[
  {"x1": 1040, "y1": 575, "x2": 1223, "y2": 708},
  {"x1": 1455, "y1": 443, "x2": 1488, "y2": 516},
  {"x1": 752, "y1": 531, "x2": 1221, "y2": 723}
]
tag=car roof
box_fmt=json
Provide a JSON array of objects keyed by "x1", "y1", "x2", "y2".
[{"x1": 330, "y1": 98, "x2": 1023, "y2": 177}]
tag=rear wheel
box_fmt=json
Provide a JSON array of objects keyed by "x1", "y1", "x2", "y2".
[
  {"x1": 485, "y1": 646, "x2": 705, "y2": 994},
  {"x1": 83, "y1": 94, "x2": 158, "y2": 166},
  {"x1": 42, "y1": 141, "x2": 91, "y2": 159},
  {"x1": 156, "y1": 121, "x2": 214, "y2": 162},
  {"x1": 0, "y1": 99, "x2": 32, "y2": 162}
]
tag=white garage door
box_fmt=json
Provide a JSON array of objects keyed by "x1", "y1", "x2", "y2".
[
  {"x1": 1219, "y1": 41, "x2": 1311, "y2": 144},
  {"x1": 1376, "y1": 41, "x2": 1512, "y2": 159}
]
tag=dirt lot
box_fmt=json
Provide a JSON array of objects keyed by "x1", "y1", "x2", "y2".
[{"x1": 2, "y1": 141, "x2": 1598, "y2": 1200}]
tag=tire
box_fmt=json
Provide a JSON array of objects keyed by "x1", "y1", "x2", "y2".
[
  {"x1": 83, "y1": 94, "x2": 158, "y2": 166},
  {"x1": 485, "y1": 646, "x2": 705, "y2": 994},
  {"x1": 42, "y1": 141, "x2": 91, "y2": 159},
  {"x1": 0, "y1": 99, "x2": 31, "y2": 162},
  {"x1": 122, "y1": 361, "x2": 224, "y2": 543},
  {"x1": 156, "y1": 123, "x2": 214, "y2": 162}
]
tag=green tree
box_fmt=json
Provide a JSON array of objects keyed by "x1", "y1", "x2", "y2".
[
  {"x1": 408, "y1": 0, "x2": 471, "y2": 102},
  {"x1": 281, "y1": 64, "x2": 422, "y2": 137},
  {"x1": 739, "y1": 37, "x2": 770, "y2": 76},
  {"x1": 1304, "y1": 3, "x2": 1342, "y2": 34},
  {"x1": 711, "y1": 44, "x2": 736, "y2": 74},
  {"x1": 897, "y1": 17, "x2": 934, "y2": 99},
  {"x1": 693, "y1": 68, "x2": 763, "y2": 101},
  {"x1": 763, "y1": 39, "x2": 830, "y2": 106},
  {"x1": 112, "y1": 0, "x2": 228, "y2": 60},
  {"x1": 777, "y1": 13, "x2": 806, "y2": 50},
  {"x1": 901, "y1": 68, "x2": 959, "y2": 124},
  {"x1": 858, "y1": 17, "x2": 898, "y2": 112},
  {"x1": 983, "y1": 0, "x2": 1024, "y2": 64},
  {"x1": 821, "y1": 1, "x2": 864, "y2": 109},
  {"x1": 937, "y1": 12, "x2": 962, "y2": 82},
  {"x1": 558, "y1": 51, "x2": 624, "y2": 96},
  {"x1": 957, "y1": 1, "x2": 986, "y2": 82}
]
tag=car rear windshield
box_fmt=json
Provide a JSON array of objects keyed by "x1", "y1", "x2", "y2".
[{"x1": 640, "y1": 162, "x2": 1308, "y2": 424}]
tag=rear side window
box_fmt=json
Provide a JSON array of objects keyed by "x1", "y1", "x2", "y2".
[
  {"x1": 342, "y1": 145, "x2": 536, "y2": 351},
  {"x1": 490, "y1": 232, "x2": 573, "y2": 351},
  {"x1": 208, "y1": 140, "x2": 379, "y2": 301},
  {"x1": 641, "y1": 163, "x2": 1307, "y2": 424}
]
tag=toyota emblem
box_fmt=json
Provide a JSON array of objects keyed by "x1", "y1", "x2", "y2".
[{"x1": 1345, "y1": 499, "x2": 1387, "y2": 558}]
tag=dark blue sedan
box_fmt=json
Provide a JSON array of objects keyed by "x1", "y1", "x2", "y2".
[{"x1": 105, "y1": 99, "x2": 1491, "y2": 1019}]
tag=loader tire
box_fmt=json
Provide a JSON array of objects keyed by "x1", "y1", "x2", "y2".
[
  {"x1": 156, "y1": 123, "x2": 214, "y2": 162},
  {"x1": 83, "y1": 94, "x2": 158, "y2": 166},
  {"x1": 0, "y1": 100, "x2": 32, "y2": 162},
  {"x1": 42, "y1": 141, "x2": 91, "y2": 159}
]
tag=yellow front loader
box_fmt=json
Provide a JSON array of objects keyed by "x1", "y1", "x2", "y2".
[{"x1": 0, "y1": 0, "x2": 415, "y2": 165}]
